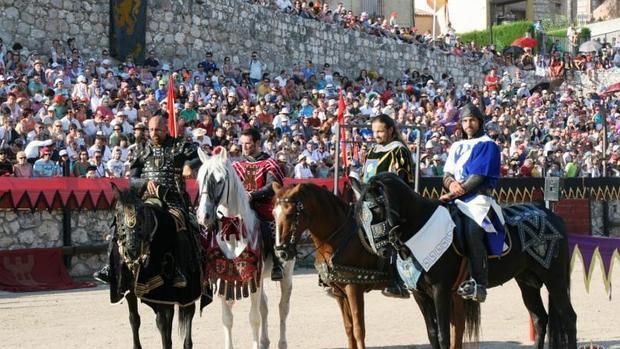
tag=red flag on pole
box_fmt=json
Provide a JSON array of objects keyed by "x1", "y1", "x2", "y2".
[
  {"x1": 167, "y1": 77, "x2": 177, "y2": 137},
  {"x1": 337, "y1": 90, "x2": 348, "y2": 169}
]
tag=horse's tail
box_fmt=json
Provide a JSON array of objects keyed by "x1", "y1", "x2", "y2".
[
  {"x1": 547, "y1": 233, "x2": 572, "y2": 349},
  {"x1": 463, "y1": 299, "x2": 481, "y2": 342}
]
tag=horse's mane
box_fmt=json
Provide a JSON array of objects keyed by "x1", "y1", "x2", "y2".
[
  {"x1": 197, "y1": 152, "x2": 257, "y2": 232},
  {"x1": 290, "y1": 183, "x2": 349, "y2": 216},
  {"x1": 115, "y1": 187, "x2": 143, "y2": 207},
  {"x1": 362, "y1": 172, "x2": 439, "y2": 231}
]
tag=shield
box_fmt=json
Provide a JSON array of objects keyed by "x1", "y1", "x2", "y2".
[{"x1": 579, "y1": 40, "x2": 602, "y2": 52}]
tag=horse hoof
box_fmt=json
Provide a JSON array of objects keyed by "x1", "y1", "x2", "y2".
[
  {"x1": 278, "y1": 340, "x2": 287, "y2": 349},
  {"x1": 260, "y1": 340, "x2": 270, "y2": 349}
]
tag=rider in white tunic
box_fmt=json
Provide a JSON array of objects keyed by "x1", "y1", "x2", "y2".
[{"x1": 441, "y1": 103, "x2": 505, "y2": 303}]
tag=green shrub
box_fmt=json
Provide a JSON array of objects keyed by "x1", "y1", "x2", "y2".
[{"x1": 458, "y1": 21, "x2": 534, "y2": 51}]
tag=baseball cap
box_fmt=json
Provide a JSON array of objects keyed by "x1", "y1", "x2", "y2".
[{"x1": 59, "y1": 149, "x2": 68, "y2": 156}]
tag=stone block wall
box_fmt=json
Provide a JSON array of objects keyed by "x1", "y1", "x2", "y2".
[
  {"x1": 0, "y1": 0, "x2": 538, "y2": 87},
  {"x1": 0, "y1": 209, "x2": 113, "y2": 277}
]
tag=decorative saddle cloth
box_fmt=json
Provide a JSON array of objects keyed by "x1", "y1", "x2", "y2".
[
  {"x1": 201, "y1": 216, "x2": 262, "y2": 301},
  {"x1": 502, "y1": 204, "x2": 563, "y2": 269}
]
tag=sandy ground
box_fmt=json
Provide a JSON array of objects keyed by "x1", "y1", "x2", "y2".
[{"x1": 1, "y1": 261, "x2": 619, "y2": 349}]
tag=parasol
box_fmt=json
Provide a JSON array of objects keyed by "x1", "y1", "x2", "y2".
[{"x1": 511, "y1": 37, "x2": 538, "y2": 49}]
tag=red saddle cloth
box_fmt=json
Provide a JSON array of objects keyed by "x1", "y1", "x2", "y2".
[
  {"x1": 201, "y1": 217, "x2": 262, "y2": 300},
  {"x1": 0, "y1": 248, "x2": 95, "y2": 292}
]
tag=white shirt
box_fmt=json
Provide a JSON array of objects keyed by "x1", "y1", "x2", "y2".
[
  {"x1": 294, "y1": 163, "x2": 314, "y2": 179},
  {"x1": 106, "y1": 158, "x2": 125, "y2": 178}
]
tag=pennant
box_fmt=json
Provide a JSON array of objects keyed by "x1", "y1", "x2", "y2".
[
  {"x1": 167, "y1": 77, "x2": 177, "y2": 137},
  {"x1": 337, "y1": 90, "x2": 348, "y2": 170}
]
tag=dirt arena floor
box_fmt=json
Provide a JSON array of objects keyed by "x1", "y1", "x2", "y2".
[{"x1": 1, "y1": 261, "x2": 619, "y2": 349}]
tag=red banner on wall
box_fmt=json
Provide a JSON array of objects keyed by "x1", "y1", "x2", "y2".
[{"x1": 0, "y1": 248, "x2": 95, "y2": 292}]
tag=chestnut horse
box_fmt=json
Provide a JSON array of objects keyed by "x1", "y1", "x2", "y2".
[{"x1": 272, "y1": 181, "x2": 407, "y2": 349}]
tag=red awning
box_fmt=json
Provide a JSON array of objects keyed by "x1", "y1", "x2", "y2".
[{"x1": 0, "y1": 177, "x2": 344, "y2": 210}]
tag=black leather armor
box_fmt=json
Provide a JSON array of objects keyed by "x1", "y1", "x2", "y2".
[{"x1": 130, "y1": 136, "x2": 198, "y2": 210}]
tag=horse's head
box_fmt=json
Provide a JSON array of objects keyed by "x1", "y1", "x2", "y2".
[
  {"x1": 352, "y1": 173, "x2": 406, "y2": 258},
  {"x1": 272, "y1": 182, "x2": 308, "y2": 261},
  {"x1": 196, "y1": 147, "x2": 231, "y2": 229},
  {"x1": 111, "y1": 183, "x2": 157, "y2": 274}
]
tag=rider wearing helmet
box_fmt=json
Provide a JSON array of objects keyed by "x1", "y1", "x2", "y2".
[{"x1": 441, "y1": 103, "x2": 504, "y2": 303}]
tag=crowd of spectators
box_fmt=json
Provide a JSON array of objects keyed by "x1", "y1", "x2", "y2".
[
  {"x1": 0, "y1": 20, "x2": 619, "y2": 180},
  {"x1": 252, "y1": 1, "x2": 620, "y2": 78}
]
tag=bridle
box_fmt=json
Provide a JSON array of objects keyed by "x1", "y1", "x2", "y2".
[
  {"x1": 358, "y1": 183, "x2": 406, "y2": 258},
  {"x1": 115, "y1": 203, "x2": 159, "y2": 275},
  {"x1": 274, "y1": 196, "x2": 304, "y2": 261},
  {"x1": 199, "y1": 167, "x2": 230, "y2": 222}
]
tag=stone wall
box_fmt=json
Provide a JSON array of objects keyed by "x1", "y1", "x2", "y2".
[
  {"x1": 0, "y1": 0, "x2": 539, "y2": 87},
  {"x1": 0, "y1": 209, "x2": 112, "y2": 277}
]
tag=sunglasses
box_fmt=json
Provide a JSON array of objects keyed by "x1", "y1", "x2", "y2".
[
  {"x1": 43, "y1": 153, "x2": 50, "y2": 156},
  {"x1": 18, "y1": 157, "x2": 26, "y2": 159}
]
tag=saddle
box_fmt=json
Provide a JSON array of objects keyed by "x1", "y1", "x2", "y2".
[
  {"x1": 449, "y1": 203, "x2": 563, "y2": 268},
  {"x1": 447, "y1": 204, "x2": 512, "y2": 259}
]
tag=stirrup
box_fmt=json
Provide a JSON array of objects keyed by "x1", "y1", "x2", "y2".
[
  {"x1": 172, "y1": 271, "x2": 187, "y2": 288},
  {"x1": 271, "y1": 265, "x2": 284, "y2": 281},
  {"x1": 381, "y1": 285, "x2": 411, "y2": 299},
  {"x1": 457, "y1": 278, "x2": 487, "y2": 302},
  {"x1": 93, "y1": 265, "x2": 110, "y2": 284}
]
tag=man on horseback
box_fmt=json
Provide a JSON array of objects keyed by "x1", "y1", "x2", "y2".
[
  {"x1": 234, "y1": 127, "x2": 286, "y2": 281},
  {"x1": 441, "y1": 103, "x2": 503, "y2": 303},
  {"x1": 361, "y1": 113, "x2": 415, "y2": 298},
  {"x1": 95, "y1": 115, "x2": 200, "y2": 288}
]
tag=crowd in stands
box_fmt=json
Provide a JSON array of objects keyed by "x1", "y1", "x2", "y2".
[
  {"x1": 253, "y1": 1, "x2": 620, "y2": 77},
  {"x1": 0, "y1": 14, "x2": 619, "y2": 180}
]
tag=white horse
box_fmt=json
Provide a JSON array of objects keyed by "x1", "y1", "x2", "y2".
[{"x1": 196, "y1": 147, "x2": 295, "y2": 349}]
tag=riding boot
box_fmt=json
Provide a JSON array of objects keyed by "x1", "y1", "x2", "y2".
[
  {"x1": 382, "y1": 257, "x2": 410, "y2": 299},
  {"x1": 172, "y1": 268, "x2": 188, "y2": 288},
  {"x1": 271, "y1": 255, "x2": 284, "y2": 281},
  {"x1": 93, "y1": 264, "x2": 111, "y2": 284},
  {"x1": 458, "y1": 225, "x2": 488, "y2": 303}
]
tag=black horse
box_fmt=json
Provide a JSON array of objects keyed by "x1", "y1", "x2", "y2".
[
  {"x1": 352, "y1": 173, "x2": 576, "y2": 349},
  {"x1": 108, "y1": 184, "x2": 203, "y2": 349}
]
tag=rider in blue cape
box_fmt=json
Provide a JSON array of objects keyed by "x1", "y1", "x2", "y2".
[{"x1": 441, "y1": 103, "x2": 505, "y2": 303}]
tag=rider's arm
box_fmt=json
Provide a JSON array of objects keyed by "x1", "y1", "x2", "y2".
[
  {"x1": 128, "y1": 150, "x2": 147, "y2": 192},
  {"x1": 250, "y1": 171, "x2": 277, "y2": 201},
  {"x1": 460, "y1": 174, "x2": 486, "y2": 194}
]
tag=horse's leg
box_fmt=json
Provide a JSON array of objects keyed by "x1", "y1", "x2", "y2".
[
  {"x1": 432, "y1": 285, "x2": 453, "y2": 349},
  {"x1": 259, "y1": 256, "x2": 271, "y2": 349},
  {"x1": 155, "y1": 304, "x2": 174, "y2": 349},
  {"x1": 344, "y1": 284, "x2": 366, "y2": 349},
  {"x1": 221, "y1": 298, "x2": 234, "y2": 349},
  {"x1": 412, "y1": 290, "x2": 440, "y2": 349},
  {"x1": 259, "y1": 285, "x2": 270, "y2": 349},
  {"x1": 336, "y1": 293, "x2": 356, "y2": 349},
  {"x1": 126, "y1": 291, "x2": 142, "y2": 349},
  {"x1": 249, "y1": 286, "x2": 262, "y2": 349},
  {"x1": 449, "y1": 294, "x2": 465, "y2": 349},
  {"x1": 277, "y1": 260, "x2": 295, "y2": 349},
  {"x1": 516, "y1": 279, "x2": 547, "y2": 349},
  {"x1": 179, "y1": 303, "x2": 196, "y2": 349}
]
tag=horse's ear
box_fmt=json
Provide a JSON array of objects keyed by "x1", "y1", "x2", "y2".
[
  {"x1": 272, "y1": 181, "x2": 282, "y2": 194},
  {"x1": 219, "y1": 147, "x2": 229, "y2": 161},
  {"x1": 110, "y1": 182, "x2": 122, "y2": 203},
  {"x1": 197, "y1": 147, "x2": 210, "y2": 164},
  {"x1": 349, "y1": 176, "x2": 363, "y2": 201}
]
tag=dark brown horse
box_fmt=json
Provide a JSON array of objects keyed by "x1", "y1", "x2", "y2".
[{"x1": 353, "y1": 173, "x2": 576, "y2": 349}]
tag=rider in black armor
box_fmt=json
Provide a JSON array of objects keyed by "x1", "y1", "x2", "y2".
[{"x1": 94, "y1": 115, "x2": 200, "y2": 287}]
